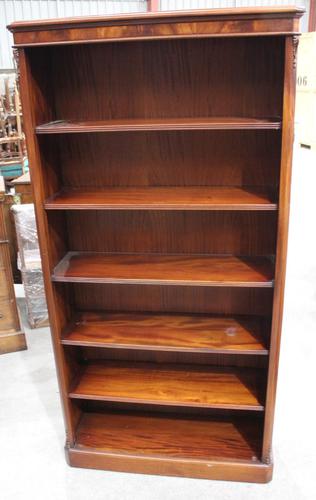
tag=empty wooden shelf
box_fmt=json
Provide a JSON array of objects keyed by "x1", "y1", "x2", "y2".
[
  {"x1": 52, "y1": 252, "x2": 274, "y2": 287},
  {"x1": 10, "y1": 6, "x2": 303, "y2": 483},
  {"x1": 45, "y1": 187, "x2": 278, "y2": 211},
  {"x1": 69, "y1": 361, "x2": 265, "y2": 411},
  {"x1": 62, "y1": 312, "x2": 269, "y2": 355},
  {"x1": 35, "y1": 117, "x2": 282, "y2": 134},
  {"x1": 72, "y1": 411, "x2": 265, "y2": 480}
]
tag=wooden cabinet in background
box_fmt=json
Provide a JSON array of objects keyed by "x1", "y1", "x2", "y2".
[
  {"x1": 11, "y1": 172, "x2": 33, "y2": 204},
  {"x1": 0, "y1": 177, "x2": 26, "y2": 354},
  {"x1": 5, "y1": 172, "x2": 34, "y2": 283},
  {"x1": 8, "y1": 6, "x2": 304, "y2": 482}
]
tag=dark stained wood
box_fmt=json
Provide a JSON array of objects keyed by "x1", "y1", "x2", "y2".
[
  {"x1": 262, "y1": 36, "x2": 298, "y2": 464},
  {"x1": 28, "y1": 38, "x2": 285, "y2": 123},
  {"x1": 64, "y1": 211, "x2": 277, "y2": 256},
  {"x1": 67, "y1": 444, "x2": 272, "y2": 483},
  {"x1": 36, "y1": 117, "x2": 281, "y2": 134},
  {"x1": 52, "y1": 252, "x2": 275, "y2": 287},
  {"x1": 62, "y1": 312, "x2": 269, "y2": 355},
  {"x1": 9, "y1": 7, "x2": 303, "y2": 47},
  {"x1": 69, "y1": 361, "x2": 265, "y2": 410},
  {"x1": 79, "y1": 345, "x2": 268, "y2": 369},
  {"x1": 45, "y1": 187, "x2": 277, "y2": 211},
  {"x1": 18, "y1": 49, "x2": 81, "y2": 443},
  {"x1": 40, "y1": 131, "x2": 281, "y2": 189},
  {"x1": 73, "y1": 285, "x2": 273, "y2": 317},
  {"x1": 69, "y1": 409, "x2": 272, "y2": 482},
  {"x1": 75, "y1": 410, "x2": 263, "y2": 461},
  {"x1": 9, "y1": 6, "x2": 305, "y2": 30},
  {"x1": 12, "y1": 7, "x2": 303, "y2": 482},
  {"x1": 76, "y1": 399, "x2": 264, "y2": 416}
]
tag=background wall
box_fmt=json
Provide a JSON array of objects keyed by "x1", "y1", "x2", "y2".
[
  {"x1": 0, "y1": 0, "x2": 147, "y2": 69},
  {"x1": 160, "y1": 1, "x2": 310, "y2": 31},
  {"x1": 0, "y1": 0, "x2": 310, "y2": 70}
]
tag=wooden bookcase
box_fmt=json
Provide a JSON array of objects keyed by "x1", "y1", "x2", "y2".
[{"x1": 9, "y1": 7, "x2": 304, "y2": 483}]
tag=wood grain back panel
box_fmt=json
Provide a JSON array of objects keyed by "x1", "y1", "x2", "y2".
[
  {"x1": 72, "y1": 283, "x2": 273, "y2": 316},
  {"x1": 39, "y1": 130, "x2": 281, "y2": 189},
  {"x1": 64, "y1": 210, "x2": 277, "y2": 256},
  {"x1": 27, "y1": 37, "x2": 284, "y2": 123},
  {"x1": 78, "y1": 348, "x2": 268, "y2": 370}
]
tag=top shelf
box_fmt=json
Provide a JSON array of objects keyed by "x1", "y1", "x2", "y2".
[{"x1": 35, "y1": 117, "x2": 282, "y2": 134}]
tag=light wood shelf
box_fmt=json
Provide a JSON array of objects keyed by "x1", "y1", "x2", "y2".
[
  {"x1": 52, "y1": 252, "x2": 275, "y2": 287},
  {"x1": 69, "y1": 361, "x2": 265, "y2": 411},
  {"x1": 45, "y1": 187, "x2": 278, "y2": 211},
  {"x1": 62, "y1": 311, "x2": 269, "y2": 355},
  {"x1": 74, "y1": 411, "x2": 263, "y2": 462}
]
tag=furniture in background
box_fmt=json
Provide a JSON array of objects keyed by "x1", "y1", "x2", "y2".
[
  {"x1": 0, "y1": 176, "x2": 26, "y2": 354},
  {"x1": 4, "y1": 172, "x2": 34, "y2": 283},
  {"x1": 0, "y1": 76, "x2": 30, "y2": 283},
  {"x1": 12, "y1": 203, "x2": 49, "y2": 328},
  {"x1": 1, "y1": 182, "x2": 20, "y2": 282},
  {"x1": 9, "y1": 7, "x2": 303, "y2": 482},
  {"x1": 0, "y1": 75, "x2": 27, "y2": 179},
  {"x1": 11, "y1": 172, "x2": 33, "y2": 204}
]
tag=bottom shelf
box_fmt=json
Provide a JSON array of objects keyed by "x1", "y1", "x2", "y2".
[
  {"x1": 68, "y1": 411, "x2": 272, "y2": 482},
  {"x1": 75, "y1": 410, "x2": 260, "y2": 461}
]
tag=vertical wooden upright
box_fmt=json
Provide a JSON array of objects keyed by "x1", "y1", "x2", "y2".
[
  {"x1": 8, "y1": 7, "x2": 304, "y2": 483},
  {"x1": 262, "y1": 34, "x2": 298, "y2": 464},
  {"x1": 0, "y1": 177, "x2": 26, "y2": 354}
]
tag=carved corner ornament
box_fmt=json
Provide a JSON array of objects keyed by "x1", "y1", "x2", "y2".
[{"x1": 293, "y1": 35, "x2": 299, "y2": 70}]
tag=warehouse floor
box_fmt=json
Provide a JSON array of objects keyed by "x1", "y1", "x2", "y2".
[{"x1": 1, "y1": 144, "x2": 315, "y2": 500}]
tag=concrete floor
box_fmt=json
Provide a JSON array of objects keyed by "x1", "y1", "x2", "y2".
[{"x1": 0, "y1": 144, "x2": 315, "y2": 500}]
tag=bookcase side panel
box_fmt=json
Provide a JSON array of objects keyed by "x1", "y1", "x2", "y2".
[
  {"x1": 18, "y1": 48, "x2": 80, "y2": 444},
  {"x1": 262, "y1": 35, "x2": 297, "y2": 463}
]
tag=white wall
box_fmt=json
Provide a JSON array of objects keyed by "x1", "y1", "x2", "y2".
[
  {"x1": 160, "y1": 1, "x2": 310, "y2": 31},
  {"x1": 0, "y1": 0, "x2": 310, "y2": 69}
]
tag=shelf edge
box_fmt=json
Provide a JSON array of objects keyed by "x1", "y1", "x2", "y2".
[
  {"x1": 68, "y1": 393, "x2": 264, "y2": 411},
  {"x1": 61, "y1": 338, "x2": 269, "y2": 355}
]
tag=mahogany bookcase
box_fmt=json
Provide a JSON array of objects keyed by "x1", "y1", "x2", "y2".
[{"x1": 9, "y1": 7, "x2": 304, "y2": 483}]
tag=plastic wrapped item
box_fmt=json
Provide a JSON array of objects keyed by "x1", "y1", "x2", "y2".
[
  {"x1": 20, "y1": 268, "x2": 48, "y2": 329},
  {"x1": 11, "y1": 203, "x2": 49, "y2": 328}
]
